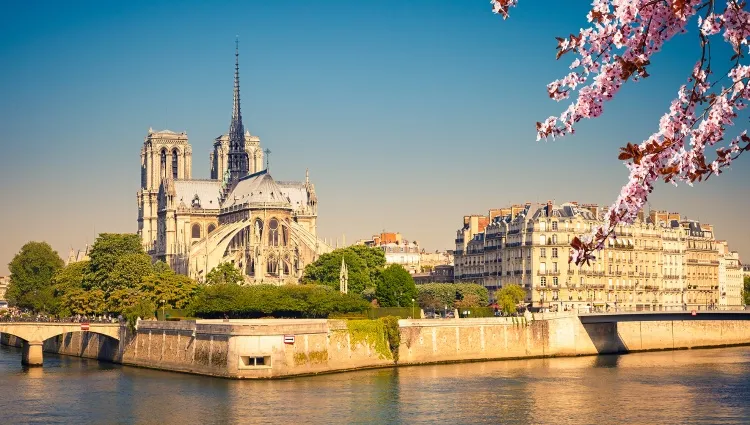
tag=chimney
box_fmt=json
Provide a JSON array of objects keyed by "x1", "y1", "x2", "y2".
[{"x1": 546, "y1": 200, "x2": 553, "y2": 217}]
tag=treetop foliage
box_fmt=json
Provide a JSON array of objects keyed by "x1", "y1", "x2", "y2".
[
  {"x1": 302, "y1": 246, "x2": 386, "y2": 295},
  {"x1": 6, "y1": 241, "x2": 64, "y2": 310},
  {"x1": 188, "y1": 283, "x2": 370, "y2": 319},
  {"x1": 415, "y1": 283, "x2": 489, "y2": 310}
]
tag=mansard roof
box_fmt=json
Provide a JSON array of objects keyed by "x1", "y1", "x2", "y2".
[{"x1": 529, "y1": 202, "x2": 597, "y2": 220}]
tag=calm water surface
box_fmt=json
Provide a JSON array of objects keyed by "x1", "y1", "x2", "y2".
[{"x1": 1, "y1": 344, "x2": 750, "y2": 424}]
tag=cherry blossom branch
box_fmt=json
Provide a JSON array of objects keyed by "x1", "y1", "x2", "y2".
[{"x1": 490, "y1": 0, "x2": 750, "y2": 265}]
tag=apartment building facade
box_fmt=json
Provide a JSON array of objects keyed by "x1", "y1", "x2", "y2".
[{"x1": 454, "y1": 202, "x2": 743, "y2": 312}]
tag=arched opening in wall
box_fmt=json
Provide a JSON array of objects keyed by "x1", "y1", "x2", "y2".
[
  {"x1": 208, "y1": 223, "x2": 217, "y2": 234},
  {"x1": 253, "y1": 219, "x2": 263, "y2": 243},
  {"x1": 283, "y1": 256, "x2": 290, "y2": 275},
  {"x1": 267, "y1": 255, "x2": 278, "y2": 275},
  {"x1": 192, "y1": 224, "x2": 201, "y2": 239},
  {"x1": 160, "y1": 149, "x2": 167, "y2": 179},
  {"x1": 268, "y1": 219, "x2": 279, "y2": 246},
  {"x1": 172, "y1": 148, "x2": 179, "y2": 179}
]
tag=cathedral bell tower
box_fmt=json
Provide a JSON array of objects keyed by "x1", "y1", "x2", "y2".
[{"x1": 137, "y1": 129, "x2": 192, "y2": 251}]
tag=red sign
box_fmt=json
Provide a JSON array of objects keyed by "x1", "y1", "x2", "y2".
[
  {"x1": 283, "y1": 335, "x2": 295, "y2": 344},
  {"x1": 80, "y1": 323, "x2": 90, "y2": 331},
  {"x1": 691, "y1": 310, "x2": 697, "y2": 316}
]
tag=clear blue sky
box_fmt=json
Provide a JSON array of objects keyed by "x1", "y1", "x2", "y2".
[{"x1": 1, "y1": 0, "x2": 748, "y2": 273}]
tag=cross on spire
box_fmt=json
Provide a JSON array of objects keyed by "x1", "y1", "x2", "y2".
[{"x1": 264, "y1": 148, "x2": 272, "y2": 170}]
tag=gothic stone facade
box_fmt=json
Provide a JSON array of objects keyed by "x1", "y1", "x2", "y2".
[{"x1": 137, "y1": 42, "x2": 329, "y2": 283}]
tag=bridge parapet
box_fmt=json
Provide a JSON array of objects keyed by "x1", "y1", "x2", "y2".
[{"x1": 0, "y1": 322, "x2": 123, "y2": 366}]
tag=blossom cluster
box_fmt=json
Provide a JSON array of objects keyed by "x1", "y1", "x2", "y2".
[{"x1": 491, "y1": 0, "x2": 750, "y2": 265}]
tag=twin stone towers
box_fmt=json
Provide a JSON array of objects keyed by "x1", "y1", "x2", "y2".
[{"x1": 136, "y1": 42, "x2": 331, "y2": 284}]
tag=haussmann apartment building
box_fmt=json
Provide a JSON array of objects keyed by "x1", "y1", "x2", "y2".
[{"x1": 453, "y1": 201, "x2": 744, "y2": 312}]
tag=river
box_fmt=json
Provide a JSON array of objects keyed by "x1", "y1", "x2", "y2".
[{"x1": 1, "y1": 344, "x2": 750, "y2": 424}]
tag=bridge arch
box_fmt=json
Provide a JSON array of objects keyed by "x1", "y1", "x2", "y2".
[{"x1": 0, "y1": 323, "x2": 122, "y2": 367}]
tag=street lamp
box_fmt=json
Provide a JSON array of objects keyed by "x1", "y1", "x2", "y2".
[
  {"x1": 160, "y1": 299, "x2": 166, "y2": 321},
  {"x1": 411, "y1": 298, "x2": 415, "y2": 319}
]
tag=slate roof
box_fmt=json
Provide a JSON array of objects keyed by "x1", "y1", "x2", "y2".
[
  {"x1": 222, "y1": 169, "x2": 292, "y2": 209},
  {"x1": 173, "y1": 179, "x2": 222, "y2": 209}
]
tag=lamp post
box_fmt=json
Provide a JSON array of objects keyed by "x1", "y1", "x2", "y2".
[
  {"x1": 444, "y1": 304, "x2": 447, "y2": 319},
  {"x1": 160, "y1": 299, "x2": 166, "y2": 321},
  {"x1": 411, "y1": 298, "x2": 415, "y2": 319}
]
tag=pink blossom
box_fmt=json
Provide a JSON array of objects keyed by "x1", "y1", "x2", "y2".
[{"x1": 494, "y1": 0, "x2": 750, "y2": 265}]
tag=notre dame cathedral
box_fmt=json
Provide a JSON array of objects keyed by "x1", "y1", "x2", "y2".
[{"x1": 136, "y1": 41, "x2": 331, "y2": 284}]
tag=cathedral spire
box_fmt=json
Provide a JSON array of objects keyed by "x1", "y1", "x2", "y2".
[
  {"x1": 231, "y1": 36, "x2": 243, "y2": 136},
  {"x1": 227, "y1": 36, "x2": 248, "y2": 184}
]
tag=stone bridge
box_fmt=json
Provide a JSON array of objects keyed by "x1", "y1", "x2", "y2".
[
  {"x1": 0, "y1": 322, "x2": 122, "y2": 366},
  {"x1": 579, "y1": 310, "x2": 750, "y2": 324}
]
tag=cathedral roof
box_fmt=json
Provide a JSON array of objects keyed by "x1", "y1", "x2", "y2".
[
  {"x1": 173, "y1": 179, "x2": 222, "y2": 209},
  {"x1": 277, "y1": 181, "x2": 309, "y2": 212},
  {"x1": 222, "y1": 169, "x2": 292, "y2": 209}
]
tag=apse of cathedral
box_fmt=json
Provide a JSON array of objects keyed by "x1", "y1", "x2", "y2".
[{"x1": 136, "y1": 41, "x2": 331, "y2": 284}]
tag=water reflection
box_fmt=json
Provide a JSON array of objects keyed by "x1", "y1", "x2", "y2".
[{"x1": 1, "y1": 344, "x2": 750, "y2": 424}]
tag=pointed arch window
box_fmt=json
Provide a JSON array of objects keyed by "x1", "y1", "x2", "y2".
[
  {"x1": 172, "y1": 148, "x2": 179, "y2": 179},
  {"x1": 191, "y1": 224, "x2": 201, "y2": 239},
  {"x1": 267, "y1": 255, "x2": 278, "y2": 274},
  {"x1": 254, "y1": 219, "x2": 263, "y2": 243},
  {"x1": 160, "y1": 149, "x2": 167, "y2": 179},
  {"x1": 268, "y1": 219, "x2": 279, "y2": 246}
]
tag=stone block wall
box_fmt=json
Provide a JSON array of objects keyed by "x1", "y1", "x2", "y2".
[{"x1": 5, "y1": 314, "x2": 750, "y2": 379}]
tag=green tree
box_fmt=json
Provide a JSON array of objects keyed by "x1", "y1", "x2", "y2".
[
  {"x1": 124, "y1": 299, "x2": 156, "y2": 330},
  {"x1": 454, "y1": 293, "x2": 482, "y2": 309},
  {"x1": 496, "y1": 284, "x2": 527, "y2": 315},
  {"x1": 51, "y1": 261, "x2": 90, "y2": 316},
  {"x1": 744, "y1": 276, "x2": 750, "y2": 305},
  {"x1": 375, "y1": 264, "x2": 417, "y2": 307},
  {"x1": 52, "y1": 261, "x2": 88, "y2": 294},
  {"x1": 105, "y1": 253, "x2": 154, "y2": 291},
  {"x1": 106, "y1": 287, "x2": 143, "y2": 314},
  {"x1": 415, "y1": 283, "x2": 489, "y2": 309},
  {"x1": 86, "y1": 233, "x2": 146, "y2": 290},
  {"x1": 417, "y1": 291, "x2": 443, "y2": 310},
  {"x1": 206, "y1": 262, "x2": 244, "y2": 285},
  {"x1": 152, "y1": 260, "x2": 171, "y2": 274},
  {"x1": 141, "y1": 270, "x2": 201, "y2": 309},
  {"x1": 302, "y1": 246, "x2": 385, "y2": 295},
  {"x1": 62, "y1": 288, "x2": 106, "y2": 315},
  {"x1": 187, "y1": 283, "x2": 369, "y2": 319},
  {"x1": 345, "y1": 245, "x2": 386, "y2": 282},
  {"x1": 6, "y1": 241, "x2": 64, "y2": 310}
]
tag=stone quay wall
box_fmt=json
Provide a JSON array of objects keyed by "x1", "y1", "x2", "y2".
[
  {"x1": 397, "y1": 313, "x2": 750, "y2": 365},
  {"x1": 4, "y1": 314, "x2": 750, "y2": 378}
]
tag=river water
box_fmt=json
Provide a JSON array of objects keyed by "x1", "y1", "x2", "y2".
[{"x1": 1, "y1": 344, "x2": 750, "y2": 424}]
